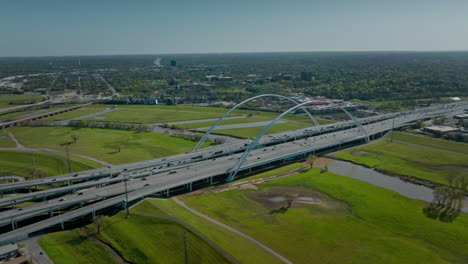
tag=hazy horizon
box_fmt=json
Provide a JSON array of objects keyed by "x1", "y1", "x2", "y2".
[{"x1": 1, "y1": 0, "x2": 467, "y2": 57}]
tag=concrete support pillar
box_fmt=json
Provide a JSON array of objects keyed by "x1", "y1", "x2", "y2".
[
  {"x1": 92, "y1": 210, "x2": 96, "y2": 220},
  {"x1": 80, "y1": 202, "x2": 83, "y2": 208},
  {"x1": 60, "y1": 221, "x2": 65, "y2": 230},
  {"x1": 166, "y1": 189, "x2": 170, "y2": 198},
  {"x1": 189, "y1": 183, "x2": 192, "y2": 192},
  {"x1": 210, "y1": 177, "x2": 213, "y2": 185},
  {"x1": 11, "y1": 220, "x2": 16, "y2": 230},
  {"x1": 49, "y1": 210, "x2": 53, "y2": 218}
]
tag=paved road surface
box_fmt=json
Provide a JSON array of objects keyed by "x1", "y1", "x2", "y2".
[
  {"x1": 19, "y1": 236, "x2": 53, "y2": 264},
  {"x1": 196, "y1": 120, "x2": 287, "y2": 130},
  {"x1": 57, "y1": 107, "x2": 117, "y2": 125},
  {"x1": 154, "y1": 115, "x2": 247, "y2": 126},
  {"x1": 173, "y1": 197, "x2": 293, "y2": 264}
]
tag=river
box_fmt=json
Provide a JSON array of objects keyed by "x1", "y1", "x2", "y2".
[{"x1": 313, "y1": 157, "x2": 468, "y2": 213}]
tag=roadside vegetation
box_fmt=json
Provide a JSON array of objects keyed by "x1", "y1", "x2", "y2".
[
  {"x1": 175, "y1": 165, "x2": 468, "y2": 264},
  {"x1": 0, "y1": 150, "x2": 95, "y2": 178},
  {"x1": 209, "y1": 122, "x2": 311, "y2": 138},
  {"x1": 334, "y1": 132, "x2": 468, "y2": 185},
  {"x1": 6, "y1": 126, "x2": 213, "y2": 164},
  {"x1": 39, "y1": 202, "x2": 236, "y2": 264},
  {"x1": 0, "y1": 94, "x2": 45, "y2": 109}
]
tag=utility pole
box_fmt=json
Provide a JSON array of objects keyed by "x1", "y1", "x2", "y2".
[
  {"x1": 391, "y1": 118, "x2": 395, "y2": 143},
  {"x1": 124, "y1": 173, "x2": 129, "y2": 218},
  {"x1": 32, "y1": 151, "x2": 36, "y2": 168},
  {"x1": 64, "y1": 143, "x2": 72, "y2": 173},
  {"x1": 183, "y1": 231, "x2": 188, "y2": 264}
]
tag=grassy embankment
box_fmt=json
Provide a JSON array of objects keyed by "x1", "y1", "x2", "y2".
[
  {"x1": 333, "y1": 132, "x2": 468, "y2": 185},
  {"x1": 0, "y1": 131, "x2": 15, "y2": 148},
  {"x1": 0, "y1": 150, "x2": 95, "y2": 178},
  {"x1": 42, "y1": 105, "x2": 110, "y2": 121},
  {"x1": 7, "y1": 126, "x2": 213, "y2": 165},
  {"x1": 170, "y1": 165, "x2": 468, "y2": 264},
  {"x1": 39, "y1": 201, "x2": 236, "y2": 264},
  {"x1": 0, "y1": 94, "x2": 44, "y2": 109}
]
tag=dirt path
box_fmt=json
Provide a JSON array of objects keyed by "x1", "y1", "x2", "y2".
[
  {"x1": 131, "y1": 211, "x2": 241, "y2": 264},
  {"x1": 172, "y1": 197, "x2": 293, "y2": 264},
  {"x1": 1, "y1": 132, "x2": 112, "y2": 167},
  {"x1": 8, "y1": 132, "x2": 24, "y2": 149}
]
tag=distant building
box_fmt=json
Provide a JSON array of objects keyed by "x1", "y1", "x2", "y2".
[
  {"x1": 423, "y1": 126, "x2": 460, "y2": 134},
  {"x1": 170, "y1": 60, "x2": 177, "y2": 67},
  {"x1": 300, "y1": 72, "x2": 314, "y2": 81},
  {"x1": 168, "y1": 78, "x2": 178, "y2": 86},
  {"x1": 206, "y1": 75, "x2": 232, "y2": 82},
  {"x1": 454, "y1": 114, "x2": 468, "y2": 120}
]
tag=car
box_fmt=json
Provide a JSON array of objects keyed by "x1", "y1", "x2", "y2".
[
  {"x1": 59, "y1": 198, "x2": 66, "y2": 202},
  {"x1": 78, "y1": 192, "x2": 83, "y2": 195},
  {"x1": 141, "y1": 178, "x2": 147, "y2": 181},
  {"x1": 144, "y1": 183, "x2": 150, "y2": 187},
  {"x1": 168, "y1": 171, "x2": 177, "y2": 174}
]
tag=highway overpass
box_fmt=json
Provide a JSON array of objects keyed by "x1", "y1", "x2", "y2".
[{"x1": 0, "y1": 99, "x2": 466, "y2": 245}]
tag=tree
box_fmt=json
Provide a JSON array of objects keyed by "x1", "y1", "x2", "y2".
[
  {"x1": 29, "y1": 168, "x2": 47, "y2": 179},
  {"x1": 456, "y1": 175, "x2": 468, "y2": 190},
  {"x1": 93, "y1": 215, "x2": 104, "y2": 234},
  {"x1": 115, "y1": 144, "x2": 122, "y2": 152},
  {"x1": 305, "y1": 155, "x2": 317, "y2": 169},
  {"x1": 71, "y1": 134, "x2": 79, "y2": 143},
  {"x1": 445, "y1": 175, "x2": 456, "y2": 187}
]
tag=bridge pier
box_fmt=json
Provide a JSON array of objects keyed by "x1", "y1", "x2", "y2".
[
  {"x1": 166, "y1": 189, "x2": 170, "y2": 197},
  {"x1": 49, "y1": 209, "x2": 53, "y2": 218},
  {"x1": 11, "y1": 220, "x2": 17, "y2": 230},
  {"x1": 60, "y1": 221, "x2": 64, "y2": 230},
  {"x1": 92, "y1": 210, "x2": 96, "y2": 220}
]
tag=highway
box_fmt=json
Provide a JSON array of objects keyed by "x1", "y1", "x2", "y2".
[
  {"x1": 0, "y1": 101, "x2": 455, "y2": 194},
  {"x1": 0, "y1": 101, "x2": 466, "y2": 244}
]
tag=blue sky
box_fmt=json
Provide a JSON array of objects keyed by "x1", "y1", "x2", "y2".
[{"x1": 0, "y1": 0, "x2": 467, "y2": 56}]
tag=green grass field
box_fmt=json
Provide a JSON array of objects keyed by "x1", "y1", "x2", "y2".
[
  {"x1": 334, "y1": 133, "x2": 468, "y2": 185},
  {"x1": 7, "y1": 126, "x2": 212, "y2": 164},
  {"x1": 178, "y1": 166, "x2": 468, "y2": 264},
  {"x1": 0, "y1": 131, "x2": 15, "y2": 148},
  {"x1": 149, "y1": 199, "x2": 283, "y2": 264},
  {"x1": 0, "y1": 94, "x2": 45, "y2": 109},
  {"x1": 42, "y1": 105, "x2": 109, "y2": 121},
  {"x1": 388, "y1": 132, "x2": 468, "y2": 155},
  {"x1": 174, "y1": 111, "x2": 335, "y2": 130},
  {"x1": 208, "y1": 122, "x2": 312, "y2": 138},
  {"x1": 40, "y1": 209, "x2": 234, "y2": 264},
  {"x1": 0, "y1": 150, "x2": 95, "y2": 178}
]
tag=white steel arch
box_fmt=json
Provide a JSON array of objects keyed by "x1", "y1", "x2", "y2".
[
  {"x1": 192, "y1": 94, "x2": 320, "y2": 152},
  {"x1": 225, "y1": 101, "x2": 369, "y2": 181}
]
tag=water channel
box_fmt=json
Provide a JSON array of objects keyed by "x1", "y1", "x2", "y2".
[{"x1": 314, "y1": 157, "x2": 468, "y2": 213}]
